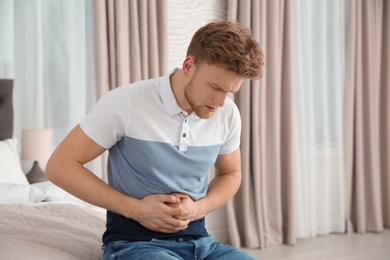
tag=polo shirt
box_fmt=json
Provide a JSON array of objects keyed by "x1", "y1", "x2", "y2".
[{"x1": 79, "y1": 70, "x2": 241, "y2": 245}]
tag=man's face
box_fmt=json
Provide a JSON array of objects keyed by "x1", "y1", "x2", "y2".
[{"x1": 184, "y1": 64, "x2": 244, "y2": 119}]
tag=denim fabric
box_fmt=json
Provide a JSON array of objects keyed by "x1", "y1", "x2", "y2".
[{"x1": 103, "y1": 235, "x2": 255, "y2": 260}]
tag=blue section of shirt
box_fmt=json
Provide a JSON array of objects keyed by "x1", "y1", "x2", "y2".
[{"x1": 107, "y1": 136, "x2": 221, "y2": 200}]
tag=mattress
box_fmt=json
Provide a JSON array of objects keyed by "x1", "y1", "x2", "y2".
[{"x1": 0, "y1": 203, "x2": 106, "y2": 260}]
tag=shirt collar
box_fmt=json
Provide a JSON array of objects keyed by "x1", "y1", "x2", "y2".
[{"x1": 159, "y1": 68, "x2": 199, "y2": 119}]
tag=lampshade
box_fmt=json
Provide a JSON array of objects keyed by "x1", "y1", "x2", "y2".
[{"x1": 21, "y1": 129, "x2": 53, "y2": 161}]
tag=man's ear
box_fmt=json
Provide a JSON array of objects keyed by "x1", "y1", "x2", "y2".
[{"x1": 182, "y1": 56, "x2": 196, "y2": 76}]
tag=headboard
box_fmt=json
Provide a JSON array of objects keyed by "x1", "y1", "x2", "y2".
[{"x1": 0, "y1": 79, "x2": 14, "y2": 140}]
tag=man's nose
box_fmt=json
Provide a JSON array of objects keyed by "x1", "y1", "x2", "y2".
[{"x1": 213, "y1": 92, "x2": 229, "y2": 107}]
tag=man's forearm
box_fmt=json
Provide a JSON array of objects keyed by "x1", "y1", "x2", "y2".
[{"x1": 46, "y1": 158, "x2": 137, "y2": 217}]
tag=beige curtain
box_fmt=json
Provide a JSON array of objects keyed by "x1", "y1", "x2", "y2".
[
  {"x1": 226, "y1": 0, "x2": 298, "y2": 249},
  {"x1": 344, "y1": 0, "x2": 390, "y2": 233},
  {"x1": 94, "y1": 0, "x2": 168, "y2": 97}
]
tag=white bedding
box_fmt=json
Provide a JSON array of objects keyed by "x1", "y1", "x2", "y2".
[
  {"x1": 0, "y1": 203, "x2": 106, "y2": 260},
  {"x1": 0, "y1": 138, "x2": 106, "y2": 259}
]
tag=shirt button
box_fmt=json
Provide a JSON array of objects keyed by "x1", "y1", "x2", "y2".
[{"x1": 183, "y1": 133, "x2": 186, "y2": 138}]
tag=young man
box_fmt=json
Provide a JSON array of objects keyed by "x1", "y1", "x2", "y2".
[{"x1": 46, "y1": 20, "x2": 264, "y2": 260}]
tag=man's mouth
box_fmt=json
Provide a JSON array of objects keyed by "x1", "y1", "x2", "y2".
[{"x1": 206, "y1": 105, "x2": 217, "y2": 112}]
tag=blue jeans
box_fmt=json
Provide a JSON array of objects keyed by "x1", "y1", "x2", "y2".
[{"x1": 103, "y1": 235, "x2": 255, "y2": 260}]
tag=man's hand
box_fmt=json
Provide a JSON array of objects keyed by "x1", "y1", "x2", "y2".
[
  {"x1": 133, "y1": 194, "x2": 190, "y2": 233},
  {"x1": 168, "y1": 193, "x2": 202, "y2": 222}
]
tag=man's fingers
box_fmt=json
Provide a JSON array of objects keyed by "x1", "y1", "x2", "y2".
[
  {"x1": 137, "y1": 193, "x2": 191, "y2": 233},
  {"x1": 154, "y1": 219, "x2": 189, "y2": 233},
  {"x1": 165, "y1": 217, "x2": 189, "y2": 228},
  {"x1": 157, "y1": 194, "x2": 180, "y2": 204},
  {"x1": 170, "y1": 192, "x2": 190, "y2": 200}
]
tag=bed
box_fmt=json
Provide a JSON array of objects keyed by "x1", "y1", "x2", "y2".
[{"x1": 0, "y1": 79, "x2": 106, "y2": 259}]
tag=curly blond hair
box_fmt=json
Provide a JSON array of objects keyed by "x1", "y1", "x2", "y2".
[{"x1": 186, "y1": 20, "x2": 264, "y2": 79}]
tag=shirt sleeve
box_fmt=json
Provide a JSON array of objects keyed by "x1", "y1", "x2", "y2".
[
  {"x1": 79, "y1": 87, "x2": 130, "y2": 149},
  {"x1": 219, "y1": 99, "x2": 242, "y2": 155}
]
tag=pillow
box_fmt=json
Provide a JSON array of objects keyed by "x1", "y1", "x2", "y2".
[
  {"x1": 32, "y1": 181, "x2": 89, "y2": 205},
  {"x1": 0, "y1": 183, "x2": 45, "y2": 204},
  {"x1": 0, "y1": 139, "x2": 29, "y2": 185}
]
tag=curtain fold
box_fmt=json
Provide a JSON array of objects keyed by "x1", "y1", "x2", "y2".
[
  {"x1": 344, "y1": 0, "x2": 390, "y2": 233},
  {"x1": 93, "y1": 0, "x2": 167, "y2": 97},
  {"x1": 226, "y1": 0, "x2": 298, "y2": 249}
]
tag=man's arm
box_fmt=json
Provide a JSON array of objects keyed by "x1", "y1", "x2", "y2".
[
  {"x1": 171, "y1": 148, "x2": 242, "y2": 221},
  {"x1": 46, "y1": 124, "x2": 190, "y2": 233}
]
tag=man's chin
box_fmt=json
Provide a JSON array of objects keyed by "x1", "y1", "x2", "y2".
[
  {"x1": 192, "y1": 106, "x2": 217, "y2": 119},
  {"x1": 195, "y1": 111, "x2": 214, "y2": 119}
]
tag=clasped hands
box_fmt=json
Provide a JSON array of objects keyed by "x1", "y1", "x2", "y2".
[{"x1": 134, "y1": 192, "x2": 200, "y2": 234}]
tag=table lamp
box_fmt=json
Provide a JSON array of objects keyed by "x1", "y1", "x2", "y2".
[{"x1": 22, "y1": 129, "x2": 52, "y2": 183}]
